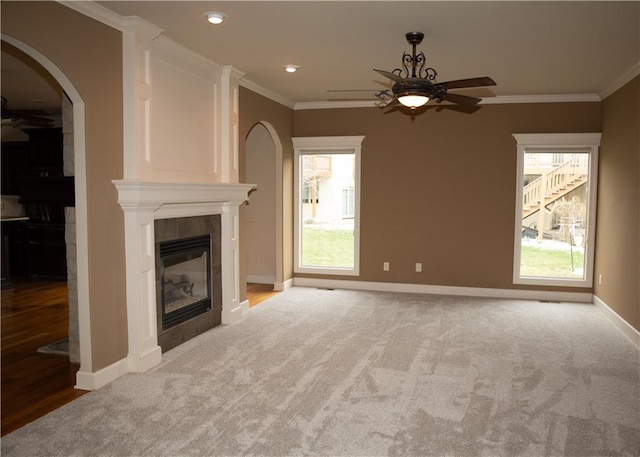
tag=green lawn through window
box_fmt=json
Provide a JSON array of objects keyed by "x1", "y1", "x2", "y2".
[
  {"x1": 301, "y1": 227, "x2": 354, "y2": 268},
  {"x1": 520, "y1": 244, "x2": 584, "y2": 278},
  {"x1": 301, "y1": 228, "x2": 584, "y2": 278}
]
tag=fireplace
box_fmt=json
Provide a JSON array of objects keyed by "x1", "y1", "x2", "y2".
[
  {"x1": 113, "y1": 180, "x2": 253, "y2": 376},
  {"x1": 159, "y1": 235, "x2": 211, "y2": 330},
  {"x1": 155, "y1": 215, "x2": 222, "y2": 352}
]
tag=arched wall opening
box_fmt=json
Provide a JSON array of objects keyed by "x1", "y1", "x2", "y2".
[
  {"x1": 244, "y1": 121, "x2": 285, "y2": 291},
  {"x1": 1, "y1": 34, "x2": 92, "y2": 379}
]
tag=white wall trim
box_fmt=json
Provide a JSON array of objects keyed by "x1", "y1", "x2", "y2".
[
  {"x1": 75, "y1": 358, "x2": 129, "y2": 391},
  {"x1": 274, "y1": 278, "x2": 294, "y2": 292},
  {"x1": 239, "y1": 78, "x2": 294, "y2": 109},
  {"x1": 593, "y1": 295, "x2": 640, "y2": 347},
  {"x1": 247, "y1": 275, "x2": 276, "y2": 285},
  {"x1": 295, "y1": 100, "x2": 378, "y2": 110},
  {"x1": 600, "y1": 61, "x2": 640, "y2": 100},
  {"x1": 58, "y1": 0, "x2": 128, "y2": 31},
  {"x1": 294, "y1": 94, "x2": 601, "y2": 110},
  {"x1": 292, "y1": 277, "x2": 592, "y2": 303},
  {"x1": 480, "y1": 94, "x2": 601, "y2": 104}
]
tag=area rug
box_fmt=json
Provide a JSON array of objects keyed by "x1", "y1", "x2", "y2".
[
  {"x1": 2, "y1": 287, "x2": 639, "y2": 456},
  {"x1": 36, "y1": 338, "x2": 69, "y2": 356}
]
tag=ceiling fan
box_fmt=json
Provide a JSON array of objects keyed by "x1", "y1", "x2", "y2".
[
  {"x1": 1, "y1": 96, "x2": 54, "y2": 127},
  {"x1": 374, "y1": 32, "x2": 496, "y2": 110}
]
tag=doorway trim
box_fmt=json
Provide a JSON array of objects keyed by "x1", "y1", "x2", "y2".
[{"x1": 1, "y1": 34, "x2": 93, "y2": 383}]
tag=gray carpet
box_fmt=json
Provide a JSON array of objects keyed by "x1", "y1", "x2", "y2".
[{"x1": 2, "y1": 287, "x2": 639, "y2": 456}]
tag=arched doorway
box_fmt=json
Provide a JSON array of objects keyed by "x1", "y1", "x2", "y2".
[
  {"x1": 1, "y1": 35, "x2": 91, "y2": 385},
  {"x1": 245, "y1": 122, "x2": 284, "y2": 292}
]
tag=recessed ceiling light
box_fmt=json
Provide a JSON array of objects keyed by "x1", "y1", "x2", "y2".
[
  {"x1": 204, "y1": 12, "x2": 227, "y2": 25},
  {"x1": 284, "y1": 64, "x2": 300, "y2": 73}
]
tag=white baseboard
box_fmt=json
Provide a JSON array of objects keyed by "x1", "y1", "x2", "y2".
[
  {"x1": 292, "y1": 277, "x2": 592, "y2": 303},
  {"x1": 593, "y1": 295, "x2": 640, "y2": 347},
  {"x1": 128, "y1": 346, "x2": 163, "y2": 373},
  {"x1": 75, "y1": 357, "x2": 130, "y2": 391},
  {"x1": 274, "y1": 278, "x2": 293, "y2": 292},
  {"x1": 247, "y1": 275, "x2": 276, "y2": 285},
  {"x1": 75, "y1": 345, "x2": 163, "y2": 391}
]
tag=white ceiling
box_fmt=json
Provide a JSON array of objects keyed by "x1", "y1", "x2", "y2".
[
  {"x1": 2, "y1": 1, "x2": 639, "y2": 112},
  {"x1": 95, "y1": 1, "x2": 639, "y2": 106}
]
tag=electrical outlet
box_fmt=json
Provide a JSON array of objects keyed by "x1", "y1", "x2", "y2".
[
  {"x1": 598, "y1": 274, "x2": 603, "y2": 286},
  {"x1": 415, "y1": 263, "x2": 422, "y2": 272},
  {"x1": 383, "y1": 262, "x2": 390, "y2": 271}
]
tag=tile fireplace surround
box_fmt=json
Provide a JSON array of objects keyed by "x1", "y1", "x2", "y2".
[{"x1": 113, "y1": 180, "x2": 254, "y2": 373}]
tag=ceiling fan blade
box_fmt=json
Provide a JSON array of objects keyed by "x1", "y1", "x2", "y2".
[
  {"x1": 328, "y1": 89, "x2": 381, "y2": 93},
  {"x1": 14, "y1": 112, "x2": 53, "y2": 123},
  {"x1": 439, "y1": 92, "x2": 482, "y2": 105},
  {"x1": 438, "y1": 77, "x2": 496, "y2": 90},
  {"x1": 373, "y1": 69, "x2": 404, "y2": 83}
]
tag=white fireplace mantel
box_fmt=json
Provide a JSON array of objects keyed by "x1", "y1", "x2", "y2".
[
  {"x1": 114, "y1": 180, "x2": 254, "y2": 207},
  {"x1": 113, "y1": 179, "x2": 255, "y2": 373}
]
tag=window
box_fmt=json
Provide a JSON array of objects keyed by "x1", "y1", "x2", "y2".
[
  {"x1": 293, "y1": 136, "x2": 364, "y2": 275},
  {"x1": 513, "y1": 133, "x2": 600, "y2": 287},
  {"x1": 342, "y1": 187, "x2": 355, "y2": 218}
]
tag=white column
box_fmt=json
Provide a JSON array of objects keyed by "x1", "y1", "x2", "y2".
[
  {"x1": 221, "y1": 201, "x2": 248, "y2": 323},
  {"x1": 120, "y1": 202, "x2": 163, "y2": 372}
]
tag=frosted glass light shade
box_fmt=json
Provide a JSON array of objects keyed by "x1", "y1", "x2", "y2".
[
  {"x1": 204, "y1": 12, "x2": 227, "y2": 24},
  {"x1": 398, "y1": 94, "x2": 429, "y2": 108}
]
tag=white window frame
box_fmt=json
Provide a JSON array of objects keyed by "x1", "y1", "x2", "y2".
[
  {"x1": 293, "y1": 136, "x2": 364, "y2": 276},
  {"x1": 513, "y1": 133, "x2": 601, "y2": 287}
]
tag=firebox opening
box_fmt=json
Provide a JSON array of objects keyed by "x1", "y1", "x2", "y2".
[
  {"x1": 155, "y1": 215, "x2": 222, "y2": 353},
  {"x1": 160, "y1": 235, "x2": 211, "y2": 330}
]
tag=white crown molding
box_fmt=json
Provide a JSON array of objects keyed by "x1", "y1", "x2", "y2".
[
  {"x1": 480, "y1": 93, "x2": 601, "y2": 104},
  {"x1": 600, "y1": 62, "x2": 640, "y2": 100},
  {"x1": 153, "y1": 34, "x2": 222, "y2": 71},
  {"x1": 295, "y1": 100, "x2": 378, "y2": 110},
  {"x1": 293, "y1": 94, "x2": 601, "y2": 110},
  {"x1": 58, "y1": 1, "x2": 132, "y2": 33},
  {"x1": 239, "y1": 78, "x2": 295, "y2": 109},
  {"x1": 120, "y1": 16, "x2": 164, "y2": 39}
]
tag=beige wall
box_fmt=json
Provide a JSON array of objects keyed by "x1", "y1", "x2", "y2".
[
  {"x1": 2, "y1": 2, "x2": 128, "y2": 369},
  {"x1": 238, "y1": 87, "x2": 294, "y2": 299},
  {"x1": 595, "y1": 76, "x2": 640, "y2": 332},
  {"x1": 293, "y1": 102, "x2": 602, "y2": 292}
]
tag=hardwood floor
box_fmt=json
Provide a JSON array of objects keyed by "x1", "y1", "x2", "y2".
[
  {"x1": 1, "y1": 280, "x2": 279, "y2": 436},
  {"x1": 247, "y1": 282, "x2": 280, "y2": 307},
  {"x1": 1, "y1": 279, "x2": 87, "y2": 436}
]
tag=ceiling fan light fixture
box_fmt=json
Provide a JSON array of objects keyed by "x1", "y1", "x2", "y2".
[
  {"x1": 398, "y1": 93, "x2": 430, "y2": 109},
  {"x1": 204, "y1": 12, "x2": 227, "y2": 24},
  {"x1": 373, "y1": 32, "x2": 496, "y2": 113}
]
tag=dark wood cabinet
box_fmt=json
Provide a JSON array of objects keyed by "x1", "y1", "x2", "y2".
[
  {"x1": 26, "y1": 223, "x2": 67, "y2": 278},
  {"x1": 2, "y1": 127, "x2": 73, "y2": 280}
]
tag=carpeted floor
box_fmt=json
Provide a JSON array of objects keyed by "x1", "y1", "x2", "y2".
[{"x1": 2, "y1": 287, "x2": 639, "y2": 456}]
